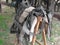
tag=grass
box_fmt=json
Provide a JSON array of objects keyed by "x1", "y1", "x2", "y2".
[
  {"x1": 0, "y1": 6, "x2": 15, "y2": 45},
  {"x1": 52, "y1": 18, "x2": 60, "y2": 36},
  {"x1": 0, "y1": 39, "x2": 4, "y2": 45}
]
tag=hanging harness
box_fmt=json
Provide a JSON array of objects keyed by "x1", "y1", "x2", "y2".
[{"x1": 10, "y1": 0, "x2": 53, "y2": 42}]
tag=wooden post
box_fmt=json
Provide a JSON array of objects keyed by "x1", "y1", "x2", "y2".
[
  {"x1": 0, "y1": 0, "x2": 1, "y2": 13},
  {"x1": 31, "y1": 16, "x2": 42, "y2": 45},
  {"x1": 35, "y1": 40, "x2": 41, "y2": 45},
  {"x1": 42, "y1": 28, "x2": 47, "y2": 45}
]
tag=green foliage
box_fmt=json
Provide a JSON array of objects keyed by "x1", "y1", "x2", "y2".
[
  {"x1": 0, "y1": 39, "x2": 4, "y2": 45},
  {"x1": 0, "y1": 13, "x2": 14, "y2": 30}
]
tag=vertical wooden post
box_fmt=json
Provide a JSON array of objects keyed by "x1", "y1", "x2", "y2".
[
  {"x1": 0, "y1": 0, "x2": 1, "y2": 13},
  {"x1": 31, "y1": 16, "x2": 42, "y2": 45},
  {"x1": 42, "y1": 28, "x2": 47, "y2": 45}
]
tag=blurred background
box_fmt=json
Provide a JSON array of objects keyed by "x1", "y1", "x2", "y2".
[{"x1": 0, "y1": 0, "x2": 60, "y2": 45}]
